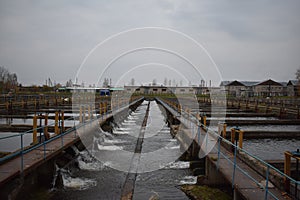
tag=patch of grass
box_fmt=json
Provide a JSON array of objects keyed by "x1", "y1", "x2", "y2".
[{"x1": 181, "y1": 185, "x2": 231, "y2": 200}]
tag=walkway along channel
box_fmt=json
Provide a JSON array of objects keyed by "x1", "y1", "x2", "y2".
[
  {"x1": 0, "y1": 97, "x2": 144, "y2": 199},
  {"x1": 157, "y1": 97, "x2": 299, "y2": 200},
  {"x1": 121, "y1": 101, "x2": 150, "y2": 200}
]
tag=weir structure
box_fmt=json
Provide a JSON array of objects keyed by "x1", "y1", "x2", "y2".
[
  {"x1": 156, "y1": 97, "x2": 300, "y2": 200},
  {"x1": 0, "y1": 97, "x2": 144, "y2": 199}
]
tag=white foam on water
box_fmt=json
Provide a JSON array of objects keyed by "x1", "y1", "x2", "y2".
[
  {"x1": 160, "y1": 130, "x2": 170, "y2": 133},
  {"x1": 113, "y1": 130, "x2": 130, "y2": 135},
  {"x1": 62, "y1": 172, "x2": 97, "y2": 190},
  {"x1": 97, "y1": 144, "x2": 123, "y2": 151},
  {"x1": 104, "y1": 138, "x2": 126, "y2": 144},
  {"x1": 179, "y1": 176, "x2": 198, "y2": 185},
  {"x1": 131, "y1": 112, "x2": 142, "y2": 116},
  {"x1": 116, "y1": 127, "x2": 132, "y2": 131},
  {"x1": 78, "y1": 160, "x2": 104, "y2": 171},
  {"x1": 128, "y1": 115, "x2": 139, "y2": 120},
  {"x1": 162, "y1": 161, "x2": 190, "y2": 169},
  {"x1": 165, "y1": 145, "x2": 180, "y2": 150},
  {"x1": 77, "y1": 152, "x2": 104, "y2": 171},
  {"x1": 124, "y1": 119, "x2": 136, "y2": 123},
  {"x1": 122, "y1": 122, "x2": 136, "y2": 126}
]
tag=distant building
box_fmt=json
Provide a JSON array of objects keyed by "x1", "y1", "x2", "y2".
[
  {"x1": 287, "y1": 80, "x2": 299, "y2": 96},
  {"x1": 254, "y1": 79, "x2": 284, "y2": 97},
  {"x1": 124, "y1": 85, "x2": 211, "y2": 95},
  {"x1": 221, "y1": 80, "x2": 258, "y2": 97},
  {"x1": 220, "y1": 79, "x2": 290, "y2": 97}
]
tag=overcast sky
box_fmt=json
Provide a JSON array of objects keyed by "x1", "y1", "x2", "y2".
[{"x1": 0, "y1": 0, "x2": 300, "y2": 86}]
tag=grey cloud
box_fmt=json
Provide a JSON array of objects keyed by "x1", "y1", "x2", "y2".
[{"x1": 0, "y1": 0, "x2": 299, "y2": 85}]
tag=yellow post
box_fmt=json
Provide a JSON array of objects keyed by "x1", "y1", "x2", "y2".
[
  {"x1": 61, "y1": 111, "x2": 64, "y2": 132},
  {"x1": 79, "y1": 106, "x2": 83, "y2": 123},
  {"x1": 100, "y1": 102, "x2": 103, "y2": 115},
  {"x1": 203, "y1": 115, "x2": 206, "y2": 127},
  {"x1": 33, "y1": 115, "x2": 38, "y2": 144},
  {"x1": 230, "y1": 128, "x2": 235, "y2": 144},
  {"x1": 104, "y1": 102, "x2": 107, "y2": 113},
  {"x1": 55, "y1": 111, "x2": 59, "y2": 134},
  {"x1": 222, "y1": 124, "x2": 227, "y2": 138},
  {"x1": 88, "y1": 105, "x2": 91, "y2": 120},
  {"x1": 284, "y1": 151, "x2": 291, "y2": 192},
  {"x1": 44, "y1": 115, "x2": 50, "y2": 140},
  {"x1": 83, "y1": 106, "x2": 86, "y2": 121},
  {"x1": 238, "y1": 130, "x2": 244, "y2": 148}
]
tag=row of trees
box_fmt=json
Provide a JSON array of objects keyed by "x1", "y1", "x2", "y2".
[{"x1": 0, "y1": 66, "x2": 18, "y2": 93}]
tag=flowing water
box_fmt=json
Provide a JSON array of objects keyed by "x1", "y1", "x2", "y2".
[
  {"x1": 243, "y1": 138, "x2": 300, "y2": 160},
  {"x1": 50, "y1": 100, "x2": 194, "y2": 199}
]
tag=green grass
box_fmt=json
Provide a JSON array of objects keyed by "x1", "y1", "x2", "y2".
[{"x1": 181, "y1": 185, "x2": 231, "y2": 200}]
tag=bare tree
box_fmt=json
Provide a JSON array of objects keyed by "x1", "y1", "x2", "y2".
[
  {"x1": 66, "y1": 79, "x2": 73, "y2": 87},
  {"x1": 296, "y1": 68, "x2": 300, "y2": 81},
  {"x1": 0, "y1": 66, "x2": 18, "y2": 93}
]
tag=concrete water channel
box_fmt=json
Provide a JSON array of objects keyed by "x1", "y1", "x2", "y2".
[
  {"x1": 50, "y1": 100, "x2": 197, "y2": 200},
  {"x1": 0, "y1": 96, "x2": 300, "y2": 199}
]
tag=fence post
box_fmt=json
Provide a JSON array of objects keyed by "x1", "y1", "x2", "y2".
[
  {"x1": 88, "y1": 105, "x2": 91, "y2": 120},
  {"x1": 232, "y1": 143, "x2": 237, "y2": 189},
  {"x1": 238, "y1": 130, "x2": 244, "y2": 149},
  {"x1": 33, "y1": 115, "x2": 38, "y2": 144},
  {"x1": 284, "y1": 151, "x2": 291, "y2": 193},
  {"x1": 79, "y1": 106, "x2": 83, "y2": 123},
  {"x1": 230, "y1": 128, "x2": 235, "y2": 144},
  {"x1": 21, "y1": 134, "x2": 24, "y2": 173},
  {"x1": 223, "y1": 123, "x2": 227, "y2": 138},
  {"x1": 54, "y1": 111, "x2": 59, "y2": 134},
  {"x1": 61, "y1": 111, "x2": 64, "y2": 132},
  {"x1": 265, "y1": 165, "x2": 270, "y2": 200},
  {"x1": 217, "y1": 137, "x2": 221, "y2": 170},
  {"x1": 44, "y1": 114, "x2": 49, "y2": 140},
  {"x1": 203, "y1": 115, "x2": 206, "y2": 127}
]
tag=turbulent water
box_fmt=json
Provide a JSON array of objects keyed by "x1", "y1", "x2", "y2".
[{"x1": 50, "y1": 100, "x2": 194, "y2": 200}]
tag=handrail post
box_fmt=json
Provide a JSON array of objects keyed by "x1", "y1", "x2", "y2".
[
  {"x1": 43, "y1": 132, "x2": 46, "y2": 159},
  {"x1": 79, "y1": 106, "x2": 83, "y2": 123},
  {"x1": 284, "y1": 151, "x2": 291, "y2": 193},
  {"x1": 88, "y1": 105, "x2": 91, "y2": 120},
  {"x1": 197, "y1": 124, "x2": 201, "y2": 145},
  {"x1": 44, "y1": 114, "x2": 49, "y2": 140},
  {"x1": 203, "y1": 115, "x2": 206, "y2": 127},
  {"x1": 232, "y1": 143, "x2": 237, "y2": 189},
  {"x1": 217, "y1": 137, "x2": 221, "y2": 170},
  {"x1": 238, "y1": 130, "x2": 244, "y2": 149},
  {"x1": 54, "y1": 111, "x2": 59, "y2": 134},
  {"x1": 230, "y1": 128, "x2": 235, "y2": 144},
  {"x1": 20, "y1": 134, "x2": 24, "y2": 173},
  {"x1": 223, "y1": 123, "x2": 227, "y2": 138},
  {"x1": 265, "y1": 165, "x2": 270, "y2": 200},
  {"x1": 33, "y1": 115, "x2": 38, "y2": 144},
  {"x1": 61, "y1": 111, "x2": 64, "y2": 132}
]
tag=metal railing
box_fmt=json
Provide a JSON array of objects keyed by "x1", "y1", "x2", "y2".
[
  {"x1": 157, "y1": 97, "x2": 298, "y2": 200},
  {"x1": 0, "y1": 97, "x2": 144, "y2": 174}
]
